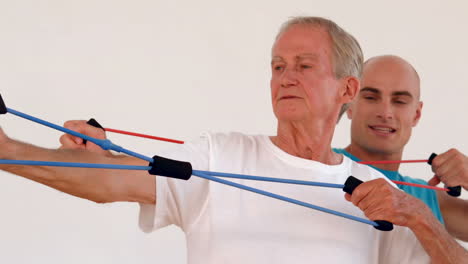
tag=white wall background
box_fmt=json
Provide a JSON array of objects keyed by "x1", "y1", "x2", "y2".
[{"x1": 0, "y1": 0, "x2": 467, "y2": 263}]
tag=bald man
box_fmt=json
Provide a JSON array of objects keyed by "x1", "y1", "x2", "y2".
[{"x1": 336, "y1": 55, "x2": 468, "y2": 263}]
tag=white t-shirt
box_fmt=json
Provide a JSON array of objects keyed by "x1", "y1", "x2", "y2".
[{"x1": 139, "y1": 132, "x2": 428, "y2": 264}]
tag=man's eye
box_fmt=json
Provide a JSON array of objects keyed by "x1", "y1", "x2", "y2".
[
  {"x1": 273, "y1": 65, "x2": 284, "y2": 71},
  {"x1": 394, "y1": 100, "x2": 407, "y2": 104},
  {"x1": 364, "y1": 96, "x2": 375, "y2": 100}
]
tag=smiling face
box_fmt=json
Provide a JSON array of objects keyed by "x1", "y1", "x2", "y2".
[
  {"x1": 347, "y1": 56, "x2": 422, "y2": 155},
  {"x1": 270, "y1": 25, "x2": 349, "y2": 124}
]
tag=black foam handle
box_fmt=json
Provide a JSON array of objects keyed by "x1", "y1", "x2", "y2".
[
  {"x1": 373, "y1": 220, "x2": 394, "y2": 231},
  {"x1": 0, "y1": 94, "x2": 7, "y2": 114},
  {"x1": 427, "y1": 153, "x2": 462, "y2": 197},
  {"x1": 82, "y1": 118, "x2": 105, "y2": 144},
  {"x1": 148, "y1": 155, "x2": 192, "y2": 180},
  {"x1": 447, "y1": 186, "x2": 462, "y2": 197},
  {"x1": 427, "y1": 153, "x2": 437, "y2": 165},
  {"x1": 343, "y1": 175, "x2": 363, "y2": 195},
  {"x1": 343, "y1": 176, "x2": 394, "y2": 231},
  {"x1": 87, "y1": 118, "x2": 104, "y2": 130}
]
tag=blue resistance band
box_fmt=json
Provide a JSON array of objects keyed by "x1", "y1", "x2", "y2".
[{"x1": 0, "y1": 95, "x2": 392, "y2": 231}]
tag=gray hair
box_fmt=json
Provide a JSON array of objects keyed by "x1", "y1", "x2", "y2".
[{"x1": 275, "y1": 16, "x2": 363, "y2": 121}]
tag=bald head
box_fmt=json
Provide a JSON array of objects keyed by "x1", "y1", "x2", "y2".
[
  {"x1": 347, "y1": 55, "x2": 424, "y2": 157},
  {"x1": 362, "y1": 55, "x2": 421, "y2": 99}
]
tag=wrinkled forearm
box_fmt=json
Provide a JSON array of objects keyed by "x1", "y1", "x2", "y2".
[
  {"x1": 0, "y1": 138, "x2": 155, "y2": 204},
  {"x1": 409, "y1": 212, "x2": 468, "y2": 264}
]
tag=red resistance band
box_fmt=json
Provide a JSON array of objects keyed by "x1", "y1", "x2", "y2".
[{"x1": 85, "y1": 119, "x2": 452, "y2": 193}]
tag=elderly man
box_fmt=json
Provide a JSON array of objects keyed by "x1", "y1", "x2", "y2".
[
  {"x1": 336, "y1": 55, "x2": 468, "y2": 262},
  {"x1": 0, "y1": 17, "x2": 427, "y2": 263}
]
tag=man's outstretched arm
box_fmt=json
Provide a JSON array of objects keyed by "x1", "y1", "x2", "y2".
[{"x1": 0, "y1": 127, "x2": 155, "y2": 204}]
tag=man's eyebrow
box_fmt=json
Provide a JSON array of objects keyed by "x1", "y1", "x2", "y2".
[
  {"x1": 296, "y1": 53, "x2": 319, "y2": 60},
  {"x1": 392, "y1": 91, "x2": 413, "y2": 98},
  {"x1": 271, "y1": 54, "x2": 319, "y2": 63},
  {"x1": 360, "y1": 87, "x2": 414, "y2": 98},
  {"x1": 271, "y1": 56, "x2": 284, "y2": 64},
  {"x1": 360, "y1": 87, "x2": 380, "y2": 94}
]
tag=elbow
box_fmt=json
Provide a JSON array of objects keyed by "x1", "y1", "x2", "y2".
[
  {"x1": 91, "y1": 197, "x2": 114, "y2": 204},
  {"x1": 81, "y1": 191, "x2": 116, "y2": 204}
]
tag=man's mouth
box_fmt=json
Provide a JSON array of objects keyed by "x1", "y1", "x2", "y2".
[
  {"x1": 368, "y1": 125, "x2": 396, "y2": 134},
  {"x1": 280, "y1": 95, "x2": 300, "y2": 100}
]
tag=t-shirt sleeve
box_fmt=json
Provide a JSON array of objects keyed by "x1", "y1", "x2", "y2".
[{"x1": 138, "y1": 133, "x2": 211, "y2": 233}]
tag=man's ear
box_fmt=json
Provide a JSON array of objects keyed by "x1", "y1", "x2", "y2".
[
  {"x1": 341, "y1": 76, "x2": 359, "y2": 104},
  {"x1": 412, "y1": 101, "x2": 423, "y2": 127}
]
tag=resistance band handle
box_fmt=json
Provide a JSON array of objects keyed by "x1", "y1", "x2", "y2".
[
  {"x1": 87, "y1": 118, "x2": 104, "y2": 130},
  {"x1": 148, "y1": 155, "x2": 192, "y2": 180},
  {"x1": 427, "y1": 153, "x2": 437, "y2": 165},
  {"x1": 343, "y1": 176, "x2": 363, "y2": 195},
  {"x1": 0, "y1": 94, "x2": 7, "y2": 114},
  {"x1": 343, "y1": 176, "x2": 394, "y2": 231},
  {"x1": 82, "y1": 118, "x2": 105, "y2": 144},
  {"x1": 446, "y1": 186, "x2": 462, "y2": 197},
  {"x1": 427, "y1": 153, "x2": 462, "y2": 197}
]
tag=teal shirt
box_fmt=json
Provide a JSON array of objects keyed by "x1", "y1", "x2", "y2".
[{"x1": 333, "y1": 148, "x2": 444, "y2": 224}]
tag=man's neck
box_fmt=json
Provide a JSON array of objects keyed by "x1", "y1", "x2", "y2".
[
  {"x1": 344, "y1": 143, "x2": 403, "y2": 171},
  {"x1": 271, "y1": 119, "x2": 342, "y2": 165}
]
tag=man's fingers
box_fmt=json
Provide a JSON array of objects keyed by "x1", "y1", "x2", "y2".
[
  {"x1": 364, "y1": 206, "x2": 388, "y2": 221},
  {"x1": 442, "y1": 168, "x2": 464, "y2": 187},
  {"x1": 349, "y1": 187, "x2": 367, "y2": 207},
  {"x1": 75, "y1": 137, "x2": 83, "y2": 144},
  {"x1": 431, "y1": 149, "x2": 468, "y2": 189},
  {"x1": 63, "y1": 120, "x2": 86, "y2": 131},
  {"x1": 355, "y1": 182, "x2": 391, "y2": 212},
  {"x1": 64, "y1": 120, "x2": 105, "y2": 135},
  {"x1": 63, "y1": 120, "x2": 89, "y2": 143},
  {"x1": 344, "y1": 193, "x2": 351, "y2": 202},
  {"x1": 59, "y1": 134, "x2": 85, "y2": 149},
  {"x1": 61, "y1": 120, "x2": 107, "y2": 147},
  {"x1": 434, "y1": 159, "x2": 453, "y2": 179},
  {"x1": 427, "y1": 175, "x2": 441, "y2": 186},
  {"x1": 431, "y1": 149, "x2": 458, "y2": 172}
]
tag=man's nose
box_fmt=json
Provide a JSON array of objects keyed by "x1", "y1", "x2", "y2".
[
  {"x1": 376, "y1": 101, "x2": 394, "y2": 120},
  {"x1": 280, "y1": 68, "x2": 299, "y2": 87}
]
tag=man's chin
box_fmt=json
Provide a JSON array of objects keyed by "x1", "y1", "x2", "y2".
[{"x1": 366, "y1": 144, "x2": 401, "y2": 156}]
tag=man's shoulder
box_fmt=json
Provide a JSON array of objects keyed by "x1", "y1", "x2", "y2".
[
  {"x1": 206, "y1": 131, "x2": 263, "y2": 141},
  {"x1": 205, "y1": 131, "x2": 266, "y2": 149}
]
